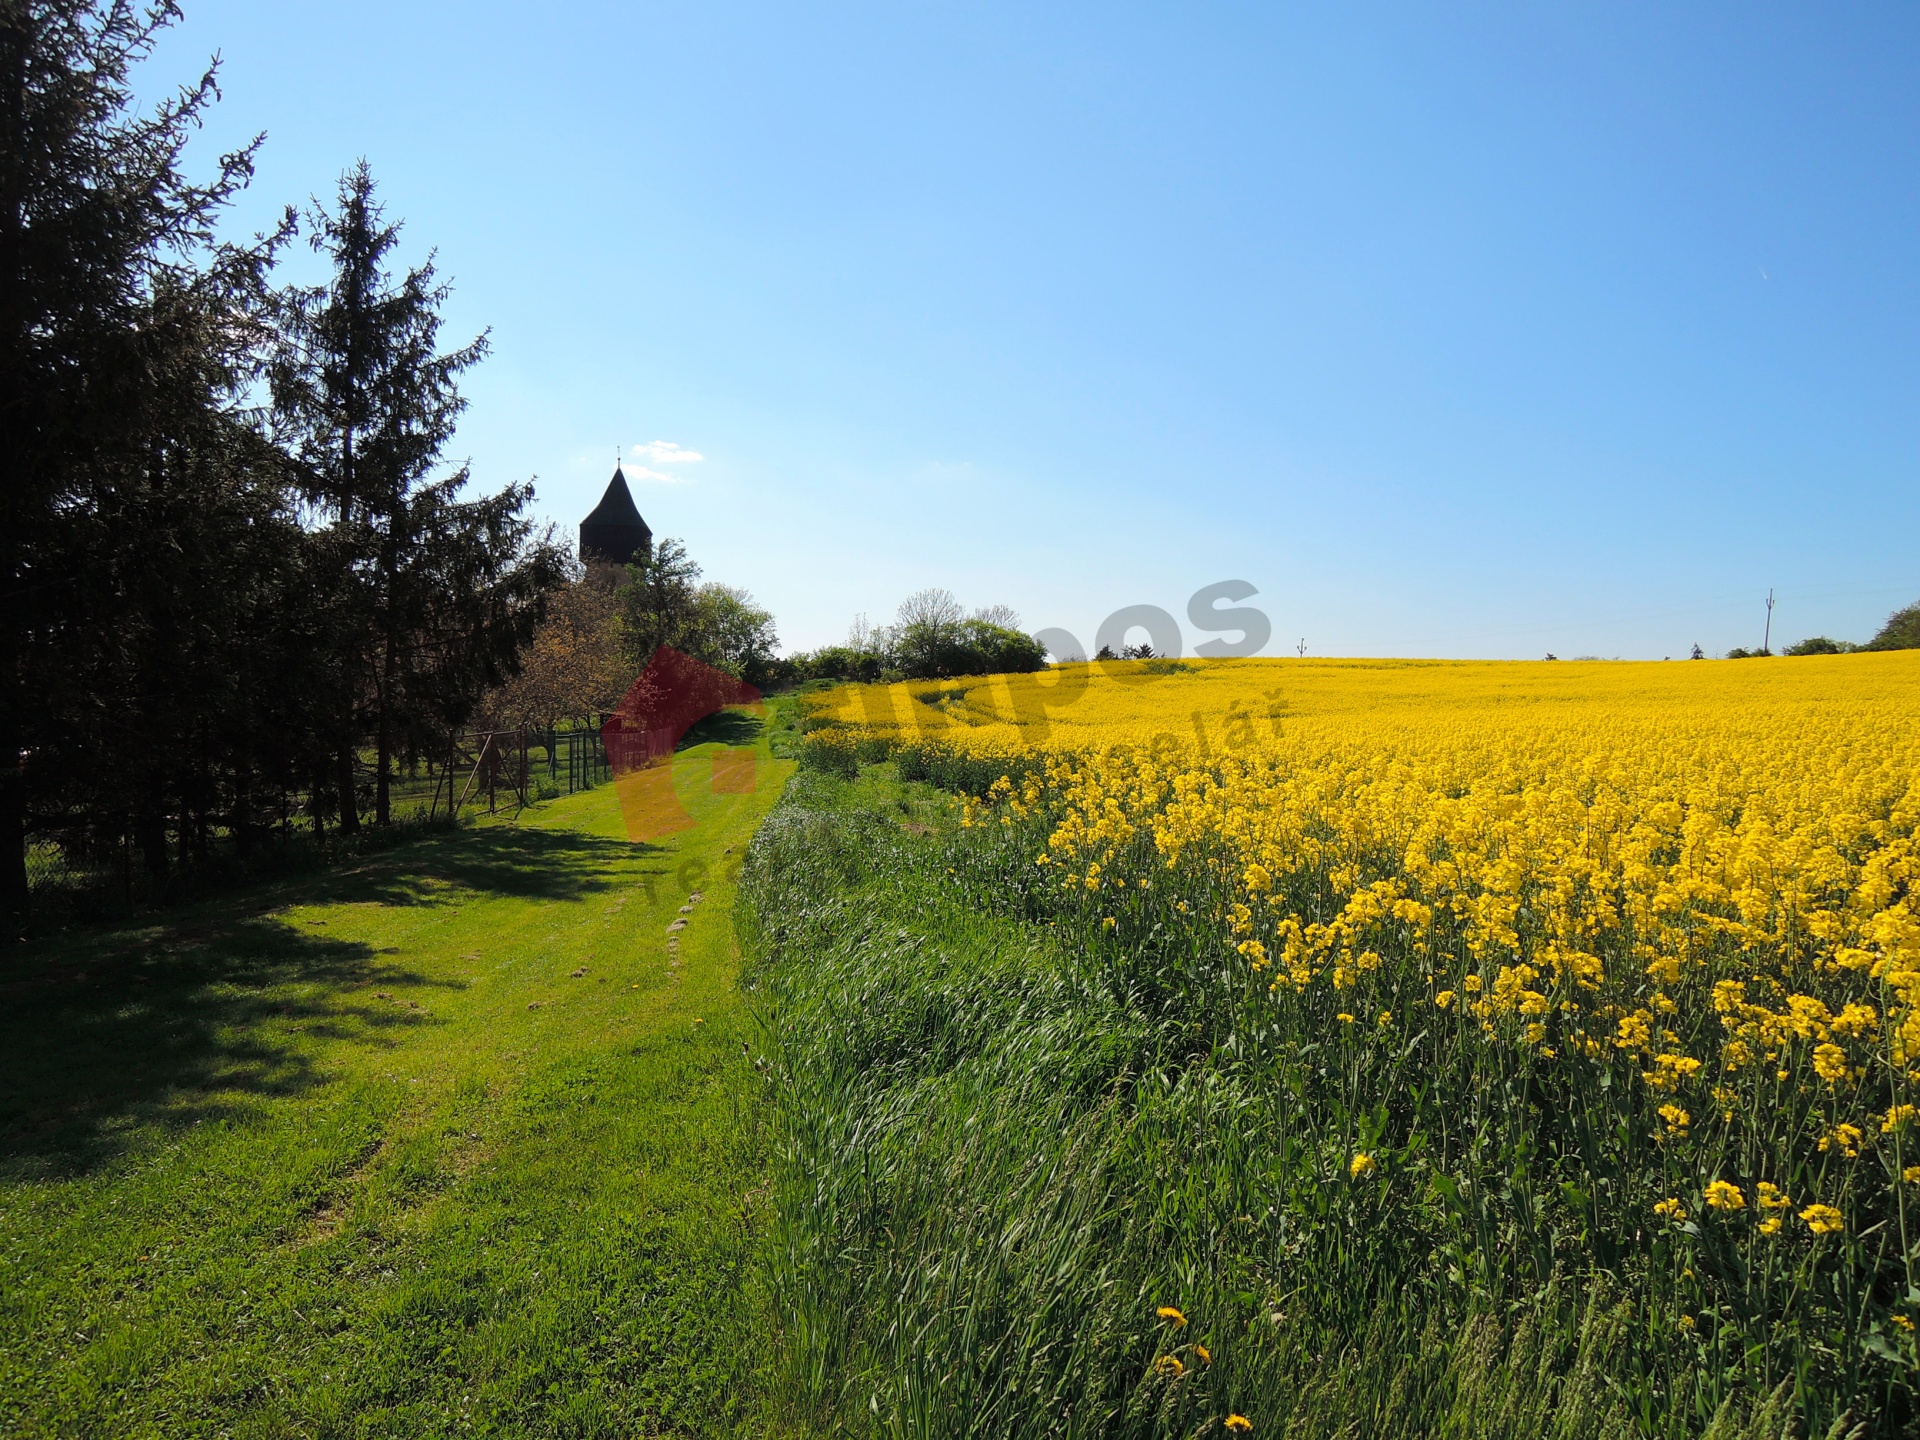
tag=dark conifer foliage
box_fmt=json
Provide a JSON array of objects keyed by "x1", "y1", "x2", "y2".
[
  {"x1": 2, "y1": 5, "x2": 564, "y2": 924},
  {"x1": 271, "y1": 164, "x2": 565, "y2": 827},
  {"x1": 1, "y1": 0, "x2": 274, "y2": 915}
]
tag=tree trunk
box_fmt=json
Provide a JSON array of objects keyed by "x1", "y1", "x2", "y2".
[
  {"x1": 136, "y1": 797, "x2": 169, "y2": 880},
  {"x1": 374, "y1": 709, "x2": 391, "y2": 826},
  {"x1": 0, "y1": 18, "x2": 29, "y2": 929},
  {"x1": 233, "y1": 766, "x2": 255, "y2": 856},
  {"x1": 0, "y1": 723, "x2": 25, "y2": 925},
  {"x1": 375, "y1": 627, "x2": 395, "y2": 826},
  {"x1": 336, "y1": 746, "x2": 359, "y2": 833}
]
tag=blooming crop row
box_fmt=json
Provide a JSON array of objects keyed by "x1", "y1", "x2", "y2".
[{"x1": 808, "y1": 652, "x2": 1920, "y2": 1419}]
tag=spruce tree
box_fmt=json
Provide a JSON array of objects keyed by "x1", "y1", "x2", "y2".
[
  {"x1": 273, "y1": 165, "x2": 562, "y2": 826},
  {"x1": 0, "y1": 0, "x2": 265, "y2": 919}
]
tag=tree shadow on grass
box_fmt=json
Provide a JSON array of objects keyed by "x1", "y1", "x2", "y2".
[
  {"x1": 0, "y1": 823, "x2": 651, "y2": 1180},
  {"x1": 294, "y1": 822, "x2": 648, "y2": 908},
  {"x1": 677, "y1": 708, "x2": 765, "y2": 751},
  {"x1": 0, "y1": 914, "x2": 432, "y2": 1180}
]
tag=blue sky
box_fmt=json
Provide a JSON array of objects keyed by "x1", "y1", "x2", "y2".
[{"x1": 153, "y1": 2, "x2": 1919, "y2": 658}]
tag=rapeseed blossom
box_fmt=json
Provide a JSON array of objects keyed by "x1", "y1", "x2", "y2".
[
  {"x1": 1801, "y1": 1204, "x2": 1845, "y2": 1235},
  {"x1": 813, "y1": 651, "x2": 1920, "y2": 1391}
]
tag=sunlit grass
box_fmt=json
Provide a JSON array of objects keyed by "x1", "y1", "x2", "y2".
[
  {"x1": 743, "y1": 734, "x2": 1913, "y2": 1436},
  {"x1": 1, "y1": 724, "x2": 794, "y2": 1438}
]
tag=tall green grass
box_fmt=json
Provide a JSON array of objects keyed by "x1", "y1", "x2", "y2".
[{"x1": 740, "y1": 764, "x2": 1894, "y2": 1437}]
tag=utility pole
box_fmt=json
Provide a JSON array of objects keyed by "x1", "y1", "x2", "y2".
[
  {"x1": 1763, "y1": 589, "x2": 1775, "y2": 655},
  {"x1": 1296, "y1": 638, "x2": 1307, "y2": 658}
]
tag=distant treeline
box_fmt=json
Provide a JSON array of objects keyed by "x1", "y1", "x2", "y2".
[
  {"x1": 3, "y1": 7, "x2": 568, "y2": 918},
  {"x1": 777, "y1": 589, "x2": 1049, "y2": 686},
  {"x1": 1732, "y1": 601, "x2": 1920, "y2": 659}
]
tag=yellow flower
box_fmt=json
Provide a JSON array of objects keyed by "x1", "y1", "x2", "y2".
[
  {"x1": 1195, "y1": 1343, "x2": 1212, "y2": 1365},
  {"x1": 1337, "y1": 1013, "x2": 1355, "y2": 1024},
  {"x1": 1435, "y1": 990, "x2": 1456, "y2": 1009},
  {"x1": 1102, "y1": 916, "x2": 1117, "y2": 929},
  {"x1": 1153, "y1": 1355, "x2": 1185, "y2": 1378},
  {"x1": 1657, "y1": 1103, "x2": 1690, "y2": 1134},
  {"x1": 1377, "y1": 1011, "x2": 1392, "y2": 1027},
  {"x1": 1818, "y1": 1123, "x2": 1863, "y2": 1158},
  {"x1": 1225, "y1": 1418, "x2": 1253, "y2": 1435},
  {"x1": 1756, "y1": 1181, "x2": 1791, "y2": 1210},
  {"x1": 1896, "y1": 1315, "x2": 1916, "y2": 1333},
  {"x1": 1905, "y1": 1166, "x2": 1920, "y2": 1185},
  {"x1": 1800, "y1": 1203, "x2": 1844, "y2": 1235},
  {"x1": 1643, "y1": 1053, "x2": 1703, "y2": 1090},
  {"x1": 1156, "y1": 1306, "x2": 1187, "y2": 1327},
  {"x1": 1704, "y1": 1180, "x2": 1745, "y2": 1211},
  {"x1": 1812, "y1": 1043, "x2": 1849, "y2": 1082},
  {"x1": 1614, "y1": 1012, "x2": 1652, "y2": 1050},
  {"x1": 1883, "y1": 1104, "x2": 1917, "y2": 1133},
  {"x1": 1350, "y1": 1153, "x2": 1377, "y2": 1178},
  {"x1": 1653, "y1": 1198, "x2": 1687, "y2": 1221}
]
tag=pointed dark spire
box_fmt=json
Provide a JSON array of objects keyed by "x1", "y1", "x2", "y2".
[{"x1": 581, "y1": 465, "x2": 652, "y2": 566}]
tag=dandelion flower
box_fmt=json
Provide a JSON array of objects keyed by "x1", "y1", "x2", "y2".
[
  {"x1": 1153, "y1": 1355, "x2": 1185, "y2": 1378},
  {"x1": 1350, "y1": 1153, "x2": 1377, "y2": 1178},
  {"x1": 1225, "y1": 1418, "x2": 1253, "y2": 1434},
  {"x1": 1195, "y1": 1344, "x2": 1212, "y2": 1365},
  {"x1": 1156, "y1": 1306, "x2": 1187, "y2": 1327}
]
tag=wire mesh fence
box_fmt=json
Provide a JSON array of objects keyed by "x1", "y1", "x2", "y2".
[{"x1": 21, "y1": 722, "x2": 613, "y2": 913}]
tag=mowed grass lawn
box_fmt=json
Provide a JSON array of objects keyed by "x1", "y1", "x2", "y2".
[{"x1": 0, "y1": 721, "x2": 794, "y2": 1438}]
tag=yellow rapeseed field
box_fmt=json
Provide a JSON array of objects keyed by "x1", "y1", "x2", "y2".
[{"x1": 811, "y1": 652, "x2": 1920, "y2": 1355}]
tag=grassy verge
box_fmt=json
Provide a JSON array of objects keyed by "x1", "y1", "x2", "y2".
[
  {"x1": 1, "y1": 716, "x2": 793, "y2": 1438},
  {"x1": 739, "y1": 762, "x2": 1872, "y2": 1439}
]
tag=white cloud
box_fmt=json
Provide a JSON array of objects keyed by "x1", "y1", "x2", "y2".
[
  {"x1": 629, "y1": 440, "x2": 703, "y2": 465},
  {"x1": 626, "y1": 465, "x2": 685, "y2": 484}
]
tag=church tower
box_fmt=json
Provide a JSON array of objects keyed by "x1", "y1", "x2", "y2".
[{"x1": 580, "y1": 464, "x2": 652, "y2": 567}]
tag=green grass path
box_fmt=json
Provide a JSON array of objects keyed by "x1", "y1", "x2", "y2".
[{"x1": 0, "y1": 729, "x2": 794, "y2": 1438}]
